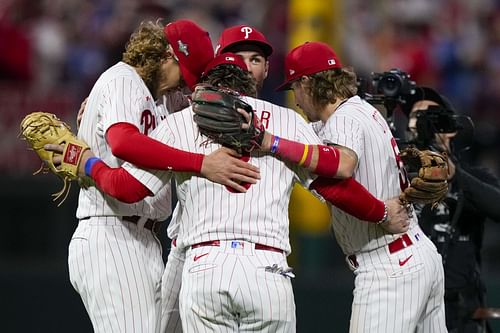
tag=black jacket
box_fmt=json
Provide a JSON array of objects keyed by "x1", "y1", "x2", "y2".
[{"x1": 416, "y1": 164, "x2": 500, "y2": 290}]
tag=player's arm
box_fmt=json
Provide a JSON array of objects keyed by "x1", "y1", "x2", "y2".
[
  {"x1": 281, "y1": 114, "x2": 408, "y2": 232},
  {"x1": 309, "y1": 177, "x2": 409, "y2": 233},
  {"x1": 86, "y1": 157, "x2": 152, "y2": 203},
  {"x1": 106, "y1": 122, "x2": 205, "y2": 172},
  {"x1": 43, "y1": 146, "x2": 153, "y2": 203},
  {"x1": 260, "y1": 132, "x2": 356, "y2": 178},
  {"x1": 238, "y1": 107, "x2": 355, "y2": 178},
  {"x1": 106, "y1": 123, "x2": 259, "y2": 192}
]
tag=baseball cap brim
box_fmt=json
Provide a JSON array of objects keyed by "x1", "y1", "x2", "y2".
[
  {"x1": 178, "y1": 65, "x2": 197, "y2": 91},
  {"x1": 276, "y1": 80, "x2": 295, "y2": 91},
  {"x1": 222, "y1": 41, "x2": 273, "y2": 58},
  {"x1": 202, "y1": 52, "x2": 248, "y2": 78}
]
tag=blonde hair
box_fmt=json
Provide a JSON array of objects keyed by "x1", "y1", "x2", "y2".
[
  {"x1": 307, "y1": 67, "x2": 358, "y2": 109},
  {"x1": 122, "y1": 20, "x2": 169, "y2": 97}
]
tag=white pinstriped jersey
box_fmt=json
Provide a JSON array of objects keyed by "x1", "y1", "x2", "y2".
[
  {"x1": 316, "y1": 96, "x2": 418, "y2": 254},
  {"x1": 76, "y1": 61, "x2": 172, "y2": 221},
  {"x1": 124, "y1": 95, "x2": 321, "y2": 254}
]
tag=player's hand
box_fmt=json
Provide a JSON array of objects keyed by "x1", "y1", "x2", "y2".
[
  {"x1": 44, "y1": 143, "x2": 94, "y2": 178},
  {"x1": 162, "y1": 89, "x2": 191, "y2": 113},
  {"x1": 237, "y1": 107, "x2": 272, "y2": 152},
  {"x1": 378, "y1": 197, "x2": 410, "y2": 234},
  {"x1": 201, "y1": 147, "x2": 260, "y2": 193},
  {"x1": 76, "y1": 97, "x2": 88, "y2": 129}
]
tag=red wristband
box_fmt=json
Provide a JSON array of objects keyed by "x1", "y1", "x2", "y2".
[{"x1": 314, "y1": 145, "x2": 340, "y2": 177}]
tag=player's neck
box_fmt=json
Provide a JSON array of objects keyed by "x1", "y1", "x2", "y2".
[{"x1": 322, "y1": 98, "x2": 347, "y2": 122}]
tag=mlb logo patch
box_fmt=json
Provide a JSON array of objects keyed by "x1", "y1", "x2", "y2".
[
  {"x1": 328, "y1": 59, "x2": 336, "y2": 65},
  {"x1": 231, "y1": 241, "x2": 244, "y2": 249}
]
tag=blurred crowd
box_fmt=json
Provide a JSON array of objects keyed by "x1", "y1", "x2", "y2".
[
  {"x1": 1, "y1": 0, "x2": 499, "y2": 176},
  {"x1": 343, "y1": 0, "x2": 500, "y2": 175}
]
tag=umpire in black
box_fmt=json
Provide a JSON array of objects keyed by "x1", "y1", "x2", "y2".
[{"x1": 401, "y1": 87, "x2": 500, "y2": 332}]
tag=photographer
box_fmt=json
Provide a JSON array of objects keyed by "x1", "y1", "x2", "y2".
[{"x1": 402, "y1": 87, "x2": 500, "y2": 333}]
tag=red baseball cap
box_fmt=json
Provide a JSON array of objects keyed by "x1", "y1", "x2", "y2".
[
  {"x1": 202, "y1": 52, "x2": 248, "y2": 78},
  {"x1": 276, "y1": 41, "x2": 342, "y2": 91},
  {"x1": 164, "y1": 20, "x2": 214, "y2": 90},
  {"x1": 215, "y1": 25, "x2": 273, "y2": 57}
]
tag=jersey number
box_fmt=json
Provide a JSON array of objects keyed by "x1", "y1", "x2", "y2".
[{"x1": 390, "y1": 137, "x2": 409, "y2": 191}]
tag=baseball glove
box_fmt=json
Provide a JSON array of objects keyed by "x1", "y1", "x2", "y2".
[
  {"x1": 399, "y1": 147, "x2": 449, "y2": 205},
  {"x1": 192, "y1": 84, "x2": 264, "y2": 154},
  {"x1": 20, "y1": 112, "x2": 90, "y2": 206}
]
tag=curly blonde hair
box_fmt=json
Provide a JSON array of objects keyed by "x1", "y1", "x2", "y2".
[
  {"x1": 306, "y1": 67, "x2": 358, "y2": 109},
  {"x1": 122, "y1": 20, "x2": 169, "y2": 97}
]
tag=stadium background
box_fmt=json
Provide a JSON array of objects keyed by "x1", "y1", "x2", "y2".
[{"x1": 1, "y1": 0, "x2": 499, "y2": 331}]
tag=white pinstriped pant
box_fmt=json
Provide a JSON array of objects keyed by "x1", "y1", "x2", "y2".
[
  {"x1": 160, "y1": 240, "x2": 184, "y2": 333},
  {"x1": 348, "y1": 227, "x2": 447, "y2": 333},
  {"x1": 68, "y1": 217, "x2": 164, "y2": 333},
  {"x1": 180, "y1": 240, "x2": 296, "y2": 332}
]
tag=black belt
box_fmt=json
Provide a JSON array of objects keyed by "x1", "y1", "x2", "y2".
[
  {"x1": 122, "y1": 216, "x2": 161, "y2": 233},
  {"x1": 80, "y1": 216, "x2": 161, "y2": 233}
]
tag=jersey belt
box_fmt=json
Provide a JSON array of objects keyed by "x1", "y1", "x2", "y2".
[
  {"x1": 347, "y1": 233, "x2": 415, "y2": 270},
  {"x1": 387, "y1": 233, "x2": 413, "y2": 254},
  {"x1": 191, "y1": 240, "x2": 283, "y2": 254}
]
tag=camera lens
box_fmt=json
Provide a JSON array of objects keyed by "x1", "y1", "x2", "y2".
[{"x1": 379, "y1": 74, "x2": 402, "y2": 97}]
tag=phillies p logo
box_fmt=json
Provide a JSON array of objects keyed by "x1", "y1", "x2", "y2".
[{"x1": 241, "y1": 26, "x2": 253, "y2": 39}]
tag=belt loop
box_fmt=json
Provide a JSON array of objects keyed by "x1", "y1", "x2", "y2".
[
  {"x1": 346, "y1": 255, "x2": 358, "y2": 271},
  {"x1": 136, "y1": 216, "x2": 147, "y2": 229},
  {"x1": 122, "y1": 216, "x2": 160, "y2": 233}
]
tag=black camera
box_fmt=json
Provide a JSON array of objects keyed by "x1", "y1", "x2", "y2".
[
  {"x1": 372, "y1": 69, "x2": 416, "y2": 98},
  {"x1": 358, "y1": 68, "x2": 416, "y2": 123},
  {"x1": 416, "y1": 105, "x2": 458, "y2": 134},
  {"x1": 410, "y1": 105, "x2": 460, "y2": 147}
]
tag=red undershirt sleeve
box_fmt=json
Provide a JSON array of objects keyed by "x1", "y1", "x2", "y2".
[
  {"x1": 106, "y1": 122, "x2": 204, "y2": 173},
  {"x1": 90, "y1": 160, "x2": 152, "y2": 203},
  {"x1": 310, "y1": 177, "x2": 385, "y2": 223}
]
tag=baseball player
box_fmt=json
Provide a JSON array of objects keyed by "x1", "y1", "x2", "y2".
[
  {"x1": 161, "y1": 25, "x2": 274, "y2": 332},
  {"x1": 215, "y1": 24, "x2": 272, "y2": 91},
  {"x1": 277, "y1": 41, "x2": 447, "y2": 332},
  {"x1": 67, "y1": 53, "x2": 410, "y2": 332},
  {"x1": 69, "y1": 20, "x2": 260, "y2": 333}
]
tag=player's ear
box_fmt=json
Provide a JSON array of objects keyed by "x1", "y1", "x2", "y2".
[
  {"x1": 300, "y1": 76, "x2": 310, "y2": 83},
  {"x1": 264, "y1": 60, "x2": 269, "y2": 80}
]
